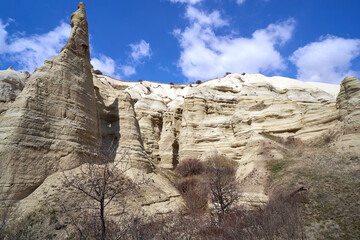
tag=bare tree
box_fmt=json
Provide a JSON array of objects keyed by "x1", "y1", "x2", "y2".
[
  {"x1": 62, "y1": 150, "x2": 142, "y2": 240},
  {"x1": 204, "y1": 152, "x2": 240, "y2": 223}
]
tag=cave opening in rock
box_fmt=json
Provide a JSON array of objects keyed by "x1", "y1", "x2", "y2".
[{"x1": 172, "y1": 140, "x2": 179, "y2": 169}]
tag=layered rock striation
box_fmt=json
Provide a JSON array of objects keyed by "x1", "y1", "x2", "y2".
[
  {"x1": 0, "y1": 67, "x2": 30, "y2": 113},
  {"x1": 335, "y1": 76, "x2": 360, "y2": 150},
  {"x1": 0, "y1": 3, "x2": 167, "y2": 212},
  {"x1": 0, "y1": 3, "x2": 100, "y2": 200},
  {"x1": 1, "y1": 1, "x2": 360, "y2": 215},
  {"x1": 101, "y1": 74, "x2": 341, "y2": 167}
]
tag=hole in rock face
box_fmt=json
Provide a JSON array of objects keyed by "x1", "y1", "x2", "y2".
[
  {"x1": 82, "y1": 44, "x2": 89, "y2": 50},
  {"x1": 172, "y1": 140, "x2": 179, "y2": 169}
]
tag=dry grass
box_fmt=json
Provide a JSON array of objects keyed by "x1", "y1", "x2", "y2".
[{"x1": 263, "y1": 133, "x2": 360, "y2": 239}]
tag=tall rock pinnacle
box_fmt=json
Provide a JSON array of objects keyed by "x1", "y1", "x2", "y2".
[
  {"x1": 62, "y1": 2, "x2": 90, "y2": 59},
  {"x1": 336, "y1": 76, "x2": 360, "y2": 148},
  {"x1": 0, "y1": 2, "x2": 100, "y2": 200}
]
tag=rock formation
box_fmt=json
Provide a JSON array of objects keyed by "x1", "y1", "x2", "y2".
[
  {"x1": 0, "y1": 67, "x2": 30, "y2": 113},
  {"x1": 93, "y1": 76, "x2": 151, "y2": 170},
  {"x1": 0, "y1": 3, "x2": 177, "y2": 215},
  {"x1": 97, "y1": 73, "x2": 347, "y2": 203},
  {"x1": 0, "y1": 3, "x2": 100, "y2": 200},
  {"x1": 336, "y1": 76, "x2": 360, "y2": 150},
  {"x1": 101, "y1": 74, "x2": 341, "y2": 165},
  {"x1": 1, "y1": 1, "x2": 360, "y2": 220}
]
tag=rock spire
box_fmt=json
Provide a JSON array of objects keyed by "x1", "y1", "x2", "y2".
[{"x1": 0, "y1": 2, "x2": 100, "y2": 200}]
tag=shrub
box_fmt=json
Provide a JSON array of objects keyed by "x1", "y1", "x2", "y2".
[
  {"x1": 224, "y1": 72, "x2": 231, "y2": 77},
  {"x1": 175, "y1": 158, "x2": 204, "y2": 177},
  {"x1": 201, "y1": 189, "x2": 306, "y2": 239},
  {"x1": 169, "y1": 82, "x2": 174, "y2": 85},
  {"x1": 196, "y1": 80, "x2": 202, "y2": 84},
  {"x1": 94, "y1": 69, "x2": 103, "y2": 75},
  {"x1": 176, "y1": 177, "x2": 209, "y2": 214}
]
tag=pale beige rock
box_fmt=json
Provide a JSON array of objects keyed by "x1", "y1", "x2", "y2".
[
  {"x1": 0, "y1": 67, "x2": 30, "y2": 102},
  {"x1": 0, "y1": 3, "x2": 100, "y2": 200},
  {"x1": 158, "y1": 109, "x2": 182, "y2": 168},
  {"x1": 335, "y1": 76, "x2": 360, "y2": 150},
  {"x1": 0, "y1": 3, "x2": 179, "y2": 218},
  {"x1": 0, "y1": 67, "x2": 30, "y2": 114},
  {"x1": 97, "y1": 73, "x2": 342, "y2": 204},
  {"x1": 2, "y1": 1, "x2": 360, "y2": 220},
  {"x1": 96, "y1": 74, "x2": 341, "y2": 173},
  {"x1": 15, "y1": 164, "x2": 182, "y2": 219},
  {"x1": 93, "y1": 76, "x2": 152, "y2": 170}
]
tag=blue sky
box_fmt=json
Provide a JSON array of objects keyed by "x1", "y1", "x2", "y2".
[{"x1": 0, "y1": 0, "x2": 359, "y2": 84}]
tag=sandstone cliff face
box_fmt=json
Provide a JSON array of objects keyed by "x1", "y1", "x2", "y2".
[
  {"x1": 1, "y1": 1, "x2": 360, "y2": 217},
  {"x1": 336, "y1": 76, "x2": 360, "y2": 150},
  {"x1": 94, "y1": 76, "x2": 151, "y2": 170},
  {"x1": 102, "y1": 74, "x2": 341, "y2": 167},
  {"x1": 0, "y1": 3, "x2": 179, "y2": 216},
  {"x1": 95, "y1": 73, "x2": 347, "y2": 204},
  {"x1": 0, "y1": 67, "x2": 30, "y2": 114},
  {"x1": 0, "y1": 3, "x2": 100, "y2": 200}
]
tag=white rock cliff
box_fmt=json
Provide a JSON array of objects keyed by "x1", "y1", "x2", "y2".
[{"x1": 0, "y1": 2, "x2": 359, "y2": 217}]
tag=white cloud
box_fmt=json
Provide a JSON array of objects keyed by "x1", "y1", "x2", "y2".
[
  {"x1": 290, "y1": 36, "x2": 360, "y2": 84},
  {"x1": 236, "y1": 0, "x2": 246, "y2": 4},
  {"x1": 0, "y1": 19, "x2": 150, "y2": 80},
  {"x1": 185, "y1": 6, "x2": 228, "y2": 27},
  {"x1": 174, "y1": 6, "x2": 295, "y2": 80},
  {"x1": 0, "y1": 20, "x2": 71, "y2": 71},
  {"x1": 121, "y1": 65, "x2": 136, "y2": 76},
  {"x1": 91, "y1": 55, "x2": 116, "y2": 76},
  {"x1": 91, "y1": 40, "x2": 152, "y2": 79},
  {"x1": 91, "y1": 55, "x2": 137, "y2": 78},
  {"x1": 169, "y1": 0, "x2": 203, "y2": 4},
  {"x1": 0, "y1": 20, "x2": 9, "y2": 52},
  {"x1": 129, "y1": 40, "x2": 152, "y2": 62}
]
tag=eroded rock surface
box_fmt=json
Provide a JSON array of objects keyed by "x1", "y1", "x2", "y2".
[
  {"x1": 97, "y1": 73, "x2": 344, "y2": 204},
  {"x1": 0, "y1": 3, "x2": 179, "y2": 218},
  {"x1": 0, "y1": 67, "x2": 30, "y2": 113},
  {"x1": 335, "y1": 76, "x2": 360, "y2": 150},
  {"x1": 0, "y1": 3, "x2": 99, "y2": 200},
  {"x1": 1, "y1": 1, "x2": 360, "y2": 219},
  {"x1": 101, "y1": 74, "x2": 340, "y2": 165}
]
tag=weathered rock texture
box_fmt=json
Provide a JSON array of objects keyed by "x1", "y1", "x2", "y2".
[
  {"x1": 94, "y1": 76, "x2": 151, "y2": 170},
  {"x1": 0, "y1": 67, "x2": 30, "y2": 113},
  {"x1": 1, "y1": 2, "x2": 360, "y2": 218},
  {"x1": 335, "y1": 76, "x2": 360, "y2": 150},
  {"x1": 0, "y1": 3, "x2": 100, "y2": 200},
  {"x1": 97, "y1": 74, "x2": 348, "y2": 203},
  {"x1": 102, "y1": 74, "x2": 341, "y2": 163},
  {"x1": 0, "y1": 3, "x2": 178, "y2": 216}
]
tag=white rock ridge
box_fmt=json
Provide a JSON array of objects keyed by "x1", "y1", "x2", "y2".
[
  {"x1": 96, "y1": 73, "x2": 344, "y2": 204},
  {"x1": 2, "y1": 1, "x2": 359, "y2": 216}
]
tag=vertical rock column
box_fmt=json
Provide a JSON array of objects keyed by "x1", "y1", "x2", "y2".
[
  {"x1": 337, "y1": 76, "x2": 360, "y2": 132},
  {"x1": 93, "y1": 77, "x2": 152, "y2": 171},
  {"x1": 0, "y1": 3, "x2": 99, "y2": 200},
  {"x1": 335, "y1": 76, "x2": 360, "y2": 150},
  {"x1": 158, "y1": 109, "x2": 182, "y2": 169}
]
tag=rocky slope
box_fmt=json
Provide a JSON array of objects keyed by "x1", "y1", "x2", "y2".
[
  {"x1": 96, "y1": 73, "x2": 346, "y2": 203},
  {"x1": 0, "y1": 2, "x2": 360, "y2": 222}
]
